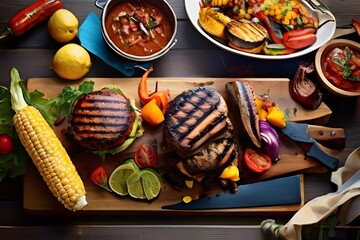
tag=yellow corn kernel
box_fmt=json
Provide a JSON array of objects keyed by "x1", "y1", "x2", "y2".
[
  {"x1": 222, "y1": 0, "x2": 229, "y2": 5},
  {"x1": 239, "y1": 8, "x2": 246, "y2": 16},
  {"x1": 244, "y1": 13, "x2": 251, "y2": 19},
  {"x1": 269, "y1": 9, "x2": 275, "y2": 16},
  {"x1": 247, "y1": 8, "x2": 253, "y2": 14},
  {"x1": 264, "y1": 9, "x2": 270, "y2": 16},
  {"x1": 282, "y1": 19, "x2": 290, "y2": 25},
  {"x1": 13, "y1": 106, "x2": 87, "y2": 211},
  {"x1": 275, "y1": 14, "x2": 283, "y2": 20},
  {"x1": 290, "y1": 10, "x2": 298, "y2": 19},
  {"x1": 275, "y1": 9, "x2": 282, "y2": 16}
]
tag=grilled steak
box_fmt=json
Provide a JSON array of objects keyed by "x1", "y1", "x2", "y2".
[
  {"x1": 70, "y1": 88, "x2": 135, "y2": 151},
  {"x1": 182, "y1": 138, "x2": 238, "y2": 176},
  {"x1": 163, "y1": 87, "x2": 231, "y2": 158}
]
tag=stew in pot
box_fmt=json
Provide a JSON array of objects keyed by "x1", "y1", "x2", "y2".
[{"x1": 105, "y1": 1, "x2": 172, "y2": 56}]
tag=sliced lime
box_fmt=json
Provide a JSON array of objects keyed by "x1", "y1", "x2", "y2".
[
  {"x1": 109, "y1": 161, "x2": 137, "y2": 196},
  {"x1": 126, "y1": 172, "x2": 146, "y2": 199},
  {"x1": 139, "y1": 169, "x2": 162, "y2": 200}
]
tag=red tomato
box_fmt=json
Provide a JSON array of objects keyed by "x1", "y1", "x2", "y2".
[
  {"x1": 283, "y1": 33, "x2": 317, "y2": 50},
  {"x1": 135, "y1": 143, "x2": 158, "y2": 168},
  {"x1": 91, "y1": 166, "x2": 110, "y2": 190},
  {"x1": 0, "y1": 133, "x2": 14, "y2": 155},
  {"x1": 244, "y1": 148, "x2": 272, "y2": 173}
]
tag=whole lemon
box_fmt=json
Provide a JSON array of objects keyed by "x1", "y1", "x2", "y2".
[
  {"x1": 48, "y1": 9, "x2": 79, "y2": 43},
  {"x1": 51, "y1": 43, "x2": 92, "y2": 80}
]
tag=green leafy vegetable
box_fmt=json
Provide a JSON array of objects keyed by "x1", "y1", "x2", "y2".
[
  {"x1": 332, "y1": 47, "x2": 360, "y2": 82},
  {"x1": 0, "y1": 84, "x2": 27, "y2": 183}
]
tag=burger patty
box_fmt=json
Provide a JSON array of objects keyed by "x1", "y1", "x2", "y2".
[
  {"x1": 163, "y1": 87, "x2": 230, "y2": 157},
  {"x1": 70, "y1": 88, "x2": 135, "y2": 151}
]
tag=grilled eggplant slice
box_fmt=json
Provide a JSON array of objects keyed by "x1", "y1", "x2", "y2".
[
  {"x1": 198, "y1": 7, "x2": 231, "y2": 39},
  {"x1": 226, "y1": 81, "x2": 261, "y2": 148},
  {"x1": 225, "y1": 19, "x2": 268, "y2": 51}
]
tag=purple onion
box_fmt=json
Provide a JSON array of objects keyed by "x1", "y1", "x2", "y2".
[{"x1": 259, "y1": 120, "x2": 280, "y2": 162}]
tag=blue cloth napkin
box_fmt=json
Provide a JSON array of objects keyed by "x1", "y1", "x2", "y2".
[{"x1": 78, "y1": 12, "x2": 152, "y2": 77}]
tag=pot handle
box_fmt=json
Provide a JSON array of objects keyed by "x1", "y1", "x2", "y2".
[{"x1": 94, "y1": 0, "x2": 108, "y2": 9}]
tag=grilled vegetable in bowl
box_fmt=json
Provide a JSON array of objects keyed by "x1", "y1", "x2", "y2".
[{"x1": 185, "y1": 0, "x2": 336, "y2": 59}]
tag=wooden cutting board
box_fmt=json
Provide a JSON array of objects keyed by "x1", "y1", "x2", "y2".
[{"x1": 23, "y1": 77, "x2": 332, "y2": 215}]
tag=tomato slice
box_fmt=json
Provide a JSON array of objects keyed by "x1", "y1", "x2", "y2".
[
  {"x1": 244, "y1": 148, "x2": 272, "y2": 173},
  {"x1": 283, "y1": 33, "x2": 317, "y2": 50},
  {"x1": 0, "y1": 133, "x2": 14, "y2": 155},
  {"x1": 91, "y1": 166, "x2": 111, "y2": 191},
  {"x1": 135, "y1": 143, "x2": 158, "y2": 168}
]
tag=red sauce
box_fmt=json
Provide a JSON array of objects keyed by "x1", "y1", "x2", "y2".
[
  {"x1": 105, "y1": 1, "x2": 172, "y2": 56},
  {"x1": 323, "y1": 47, "x2": 360, "y2": 92}
]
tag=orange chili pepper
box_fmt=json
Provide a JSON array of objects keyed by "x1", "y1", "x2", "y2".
[{"x1": 138, "y1": 66, "x2": 170, "y2": 113}]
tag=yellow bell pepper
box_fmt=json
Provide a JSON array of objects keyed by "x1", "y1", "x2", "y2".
[
  {"x1": 219, "y1": 165, "x2": 240, "y2": 181},
  {"x1": 141, "y1": 98, "x2": 165, "y2": 126}
]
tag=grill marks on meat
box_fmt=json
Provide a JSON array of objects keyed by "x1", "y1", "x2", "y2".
[
  {"x1": 183, "y1": 138, "x2": 237, "y2": 175},
  {"x1": 70, "y1": 89, "x2": 135, "y2": 151},
  {"x1": 164, "y1": 87, "x2": 229, "y2": 157}
]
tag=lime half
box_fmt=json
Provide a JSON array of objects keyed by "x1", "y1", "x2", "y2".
[{"x1": 109, "y1": 161, "x2": 137, "y2": 196}]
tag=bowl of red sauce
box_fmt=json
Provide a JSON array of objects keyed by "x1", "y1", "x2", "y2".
[
  {"x1": 315, "y1": 39, "x2": 360, "y2": 97},
  {"x1": 100, "y1": 0, "x2": 177, "y2": 62}
]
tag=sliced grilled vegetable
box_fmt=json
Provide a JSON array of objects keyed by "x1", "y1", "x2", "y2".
[
  {"x1": 244, "y1": 148, "x2": 272, "y2": 173},
  {"x1": 198, "y1": 7, "x2": 231, "y2": 39},
  {"x1": 263, "y1": 43, "x2": 296, "y2": 55},
  {"x1": 0, "y1": 0, "x2": 63, "y2": 39},
  {"x1": 10, "y1": 67, "x2": 87, "y2": 211},
  {"x1": 226, "y1": 81, "x2": 261, "y2": 148},
  {"x1": 259, "y1": 120, "x2": 280, "y2": 162},
  {"x1": 289, "y1": 63, "x2": 323, "y2": 110}
]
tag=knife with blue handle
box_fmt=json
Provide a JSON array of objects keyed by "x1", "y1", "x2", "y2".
[
  {"x1": 162, "y1": 175, "x2": 302, "y2": 210},
  {"x1": 280, "y1": 122, "x2": 340, "y2": 171}
]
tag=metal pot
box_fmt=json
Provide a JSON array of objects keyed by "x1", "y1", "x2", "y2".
[{"x1": 95, "y1": 0, "x2": 177, "y2": 62}]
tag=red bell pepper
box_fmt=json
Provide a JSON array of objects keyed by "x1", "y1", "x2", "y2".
[
  {"x1": 0, "y1": 0, "x2": 63, "y2": 39},
  {"x1": 254, "y1": 11, "x2": 283, "y2": 44},
  {"x1": 138, "y1": 66, "x2": 170, "y2": 113}
]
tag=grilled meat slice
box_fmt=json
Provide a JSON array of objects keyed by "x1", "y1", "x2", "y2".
[
  {"x1": 70, "y1": 88, "x2": 135, "y2": 151},
  {"x1": 163, "y1": 87, "x2": 230, "y2": 157},
  {"x1": 182, "y1": 137, "x2": 238, "y2": 176},
  {"x1": 226, "y1": 81, "x2": 261, "y2": 148}
]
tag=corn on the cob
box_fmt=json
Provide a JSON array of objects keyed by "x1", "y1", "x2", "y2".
[{"x1": 10, "y1": 68, "x2": 87, "y2": 211}]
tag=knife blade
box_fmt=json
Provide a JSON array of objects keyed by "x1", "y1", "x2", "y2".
[
  {"x1": 280, "y1": 122, "x2": 339, "y2": 170},
  {"x1": 162, "y1": 175, "x2": 302, "y2": 210}
]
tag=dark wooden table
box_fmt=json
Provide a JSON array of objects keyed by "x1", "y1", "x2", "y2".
[{"x1": 0, "y1": 0, "x2": 359, "y2": 239}]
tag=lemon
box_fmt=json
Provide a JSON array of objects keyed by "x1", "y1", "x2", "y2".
[
  {"x1": 48, "y1": 9, "x2": 79, "y2": 43},
  {"x1": 109, "y1": 160, "x2": 138, "y2": 196},
  {"x1": 51, "y1": 43, "x2": 92, "y2": 80}
]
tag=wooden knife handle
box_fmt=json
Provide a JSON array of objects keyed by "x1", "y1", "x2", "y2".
[{"x1": 307, "y1": 125, "x2": 346, "y2": 149}]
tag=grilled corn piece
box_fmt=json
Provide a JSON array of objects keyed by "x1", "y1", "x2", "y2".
[
  {"x1": 10, "y1": 68, "x2": 87, "y2": 211},
  {"x1": 198, "y1": 7, "x2": 231, "y2": 39}
]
